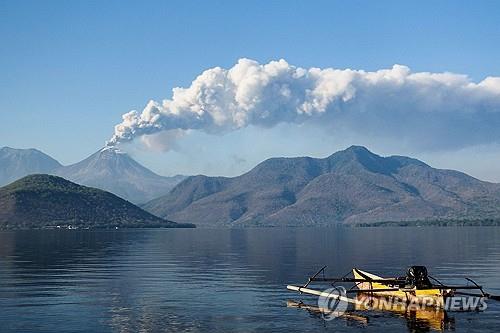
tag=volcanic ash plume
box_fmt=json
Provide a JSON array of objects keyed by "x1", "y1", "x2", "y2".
[{"x1": 107, "y1": 58, "x2": 500, "y2": 149}]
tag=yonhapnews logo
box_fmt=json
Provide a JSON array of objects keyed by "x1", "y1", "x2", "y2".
[
  {"x1": 317, "y1": 286, "x2": 349, "y2": 320},
  {"x1": 316, "y1": 287, "x2": 487, "y2": 320}
]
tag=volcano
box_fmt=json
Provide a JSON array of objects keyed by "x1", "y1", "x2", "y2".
[{"x1": 56, "y1": 146, "x2": 185, "y2": 204}]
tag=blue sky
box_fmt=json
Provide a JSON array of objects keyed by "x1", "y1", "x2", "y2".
[{"x1": 1, "y1": 1, "x2": 500, "y2": 180}]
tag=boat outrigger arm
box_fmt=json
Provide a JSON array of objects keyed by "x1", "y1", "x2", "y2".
[{"x1": 287, "y1": 266, "x2": 500, "y2": 305}]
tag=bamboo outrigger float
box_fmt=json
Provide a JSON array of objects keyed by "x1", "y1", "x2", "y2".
[{"x1": 287, "y1": 266, "x2": 500, "y2": 311}]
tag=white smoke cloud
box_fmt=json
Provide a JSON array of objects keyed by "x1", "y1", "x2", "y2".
[
  {"x1": 139, "y1": 129, "x2": 186, "y2": 152},
  {"x1": 108, "y1": 58, "x2": 500, "y2": 150}
]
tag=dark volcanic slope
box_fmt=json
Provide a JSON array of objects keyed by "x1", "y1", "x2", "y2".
[
  {"x1": 0, "y1": 147, "x2": 62, "y2": 186},
  {"x1": 56, "y1": 147, "x2": 185, "y2": 204},
  {"x1": 143, "y1": 146, "x2": 500, "y2": 227},
  {"x1": 0, "y1": 175, "x2": 193, "y2": 230}
]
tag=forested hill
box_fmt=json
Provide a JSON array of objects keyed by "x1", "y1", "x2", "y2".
[{"x1": 0, "y1": 175, "x2": 195, "y2": 230}]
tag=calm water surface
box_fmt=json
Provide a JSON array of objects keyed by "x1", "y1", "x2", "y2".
[{"x1": 0, "y1": 227, "x2": 499, "y2": 332}]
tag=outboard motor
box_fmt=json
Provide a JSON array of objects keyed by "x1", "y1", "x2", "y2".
[{"x1": 405, "y1": 266, "x2": 432, "y2": 289}]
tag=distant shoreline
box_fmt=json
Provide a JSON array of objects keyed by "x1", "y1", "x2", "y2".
[
  {"x1": 0, "y1": 224, "x2": 196, "y2": 231},
  {"x1": 2, "y1": 220, "x2": 500, "y2": 230},
  {"x1": 355, "y1": 219, "x2": 500, "y2": 227}
]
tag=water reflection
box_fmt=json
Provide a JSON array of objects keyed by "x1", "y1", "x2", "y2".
[
  {"x1": 286, "y1": 298, "x2": 457, "y2": 332},
  {"x1": 0, "y1": 228, "x2": 499, "y2": 332}
]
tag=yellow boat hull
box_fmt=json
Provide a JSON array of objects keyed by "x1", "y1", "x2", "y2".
[{"x1": 353, "y1": 268, "x2": 450, "y2": 308}]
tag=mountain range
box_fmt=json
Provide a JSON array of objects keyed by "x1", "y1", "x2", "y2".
[
  {"x1": 0, "y1": 146, "x2": 185, "y2": 204},
  {"x1": 4, "y1": 144, "x2": 500, "y2": 227},
  {"x1": 143, "y1": 146, "x2": 500, "y2": 227},
  {"x1": 0, "y1": 174, "x2": 194, "y2": 230}
]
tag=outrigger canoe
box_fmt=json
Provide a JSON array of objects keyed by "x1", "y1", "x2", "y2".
[
  {"x1": 287, "y1": 266, "x2": 499, "y2": 310},
  {"x1": 352, "y1": 267, "x2": 451, "y2": 307}
]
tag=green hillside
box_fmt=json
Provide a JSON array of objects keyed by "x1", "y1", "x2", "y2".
[{"x1": 0, "y1": 174, "x2": 195, "y2": 230}]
